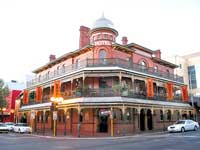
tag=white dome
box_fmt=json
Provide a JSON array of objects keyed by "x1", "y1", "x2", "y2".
[{"x1": 92, "y1": 15, "x2": 115, "y2": 30}]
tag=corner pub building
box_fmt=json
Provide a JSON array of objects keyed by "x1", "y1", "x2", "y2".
[{"x1": 18, "y1": 15, "x2": 194, "y2": 137}]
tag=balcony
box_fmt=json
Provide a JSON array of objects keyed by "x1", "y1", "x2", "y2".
[
  {"x1": 22, "y1": 88, "x2": 184, "y2": 106},
  {"x1": 27, "y1": 58, "x2": 184, "y2": 88}
]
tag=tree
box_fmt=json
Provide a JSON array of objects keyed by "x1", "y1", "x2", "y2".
[{"x1": 0, "y1": 79, "x2": 9, "y2": 122}]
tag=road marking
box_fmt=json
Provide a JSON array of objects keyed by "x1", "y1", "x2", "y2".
[{"x1": 54, "y1": 146, "x2": 72, "y2": 149}]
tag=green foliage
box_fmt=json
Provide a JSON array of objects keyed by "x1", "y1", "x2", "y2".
[
  {"x1": 112, "y1": 84, "x2": 121, "y2": 92},
  {"x1": 82, "y1": 84, "x2": 89, "y2": 92},
  {"x1": 0, "y1": 79, "x2": 9, "y2": 108}
]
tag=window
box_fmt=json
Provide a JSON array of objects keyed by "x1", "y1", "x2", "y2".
[
  {"x1": 104, "y1": 34, "x2": 108, "y2": 39},
  {"x1": 99, "y1": 50, "x2": 106, "y2": 64},
  {"x1": 126, "y1": 109, "x2": 131, "y2": 121},
  {"x1": 160, "y1": 110, "x2": 163, "y2": 121},
  {"x1": 45, "y1": 112, "x2": 49, "y2": 123},
  {"x1": 97, "y1": 34, "x2": 101, "y2": 40},
  {"x1": 166, "y1": 69, "x2": 170, "y2": 78},
  {"x1": 57, "y1": 66, "x2": 60, "y2": 75},
  {"x1": 167, "y1": 110, "x2": 171, "y2": 121},
  {"x1": 47, "y1": 71, "x2": 50, "y2": 79},
  {"x1": 37, "y1": 115, "x2": 40, "y2": 123},
  {"x1": 154, "y1": 66, "x2": 158, "y2": 73},
  {"x1": 38, "y1": 75, "x2": 41, "y2": 82},
  {"x1": 62, "y1": 64, "x2": 65, "y2": 73},
  {"x1": 110, "y1": 35, "x2": 113, "y2": 41},
  {"x1": 188, "y1": 65, "x2": 197, "y2": 89},
  {"x1": 139, "y1": 61, "x2": 147, "y2": 70},
  {"x1": 76, "y1": 59, "x2": 80, "y2": 69}
]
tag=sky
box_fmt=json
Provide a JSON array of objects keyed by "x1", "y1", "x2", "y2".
[{"x1": 0, "y1": 0, "x2": 200, "y2": 83}]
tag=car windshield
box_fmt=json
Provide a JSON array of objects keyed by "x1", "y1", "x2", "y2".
[
  {"x1": 5, "y1": 123, "x2": 14, "y2": 125},
  {"x1": 175, "y1": 120, "x2": 185, "y2": 124},
  {"x1": 16, "y1": 123, "x2": 28, "y2": 127},
  {"x1": 0, "y1": 124, "x2": 6, "y2": 127}
]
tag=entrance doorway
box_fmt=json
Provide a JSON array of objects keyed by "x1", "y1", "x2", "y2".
[
  {"x1": 140, "y1": 109, "x2": 145, "y2": 131},
  {"x1": 147, "y1": 109, "x2": 153, "y2": 130},
  {"x1": 99, "y1": 115, "x2": 108, "y2": 132}
]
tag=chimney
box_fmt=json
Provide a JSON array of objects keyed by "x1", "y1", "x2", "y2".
[
  {"x1": 79, "y1": 26, "x2": 90, "y2": 48},
  {"x1": 154, "y1": 49, "x2": 161, "y2": 59},
  {"x1": 122, "y1": 36, "x2": 128, "y2": 45},
  {"x1": 49, "y1": 54, "x2": 56, "y2": 62}
]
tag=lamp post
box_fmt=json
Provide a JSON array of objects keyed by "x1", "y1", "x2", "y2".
[{"x1": 50, "y1": 97, "x2": 63, "y2": 136}]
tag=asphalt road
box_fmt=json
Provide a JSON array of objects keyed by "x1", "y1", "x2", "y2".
[{"x1": 0, "y1": 131, "x2": 200, "y2": 150}]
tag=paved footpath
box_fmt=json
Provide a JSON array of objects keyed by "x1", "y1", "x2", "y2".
[{"x1": 0, "y1": 131, "x2": 200, "y2": 150}]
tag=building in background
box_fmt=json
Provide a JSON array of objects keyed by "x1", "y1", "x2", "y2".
[
  {"x1": 19, "y1": 15, "x2": 193, "y2": 137},
  {"x1": 3, "y1": 80, "x2": 25, "y2": 122},
  {"x1": 165, "y1": 53, "x2": 200, "y2": 96},
  {"x1": 164, "y1": 52, "x2": 200, "y2": 122}
]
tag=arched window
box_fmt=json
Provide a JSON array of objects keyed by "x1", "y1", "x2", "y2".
[
  {"x1": 99, "y1": 50, "x2": 106, "y2": 59},
  {"x1": 139, "y1": 61, "x2": 147, "y2": 70},
  {"x1": 99, "y1": 50, "x2": 106, "y2": 64},
  {"x1": 167, "y1": 110, "x2": 171, "y2": 121},
  {"x1": 62, "y1": 64, "x2": 65, "y2": 73},
  {"x1": 38, "y1": 75, "x2": 41, "y2": 82},
  {"x1": 126, "y1": 108, "x2": 131, "y2": 121},
  {"x1": 57, "y1": 66, "x2": 60, "y2": 75},
  {"x1": 76, "y1": 59, "x2": 80, "y2": 69},
  {"x1": 166, "y1": 69, "x2": 170, "y2": 78},
  {"x1": 160, "y1": 110, "x2": 163, "y2": 121},
  {"x1": 47, "y1": 71, "x2": 50, "y2": 79},
  {"x1": 154, "y1": 66, "x2": 158, "y2": 73}
]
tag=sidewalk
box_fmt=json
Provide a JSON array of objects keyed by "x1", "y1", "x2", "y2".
[{"x1": 29, "y1": 130, "x2": 169, "y2": 140}]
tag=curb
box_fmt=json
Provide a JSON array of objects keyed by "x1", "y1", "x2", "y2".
[{"x1": 28, "y1": 131, "x2": 168, "y2": 140}]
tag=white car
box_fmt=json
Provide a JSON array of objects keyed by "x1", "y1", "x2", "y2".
[
  {"x1": 5, "y1": 122, "x2": 15, "y2": 131},
  {"x1": 167, "y1": 120, "x2": 199, "y2": 132},
  {"x1": 13, "y1": 123, "x2": 32, "y2": 133},
  {"x1": 0, "y1": 123, "x2": 9, "y2": 133}
]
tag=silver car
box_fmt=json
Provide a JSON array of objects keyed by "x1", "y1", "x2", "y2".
[
  {"x1": 13, "y1": 123, "x2": 32, "y2": 133},
  {"x1": 167, "y1": 119, "x2": 199, "y2": 132},
  {"x1": 0, "y1": 123, "x2": 9, "y2": 133},
  {"x1": 5, "y1": 122, "x2": 15, "y2": 131}
]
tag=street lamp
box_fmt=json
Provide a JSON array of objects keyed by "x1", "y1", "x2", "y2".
[{"x1": 50, "y1": 96, "x2": 63, "y2": 136}]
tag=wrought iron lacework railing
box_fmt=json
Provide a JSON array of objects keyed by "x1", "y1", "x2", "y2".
[{"x1": 27, "y1": 58, "x2": 183, "y2": 87}]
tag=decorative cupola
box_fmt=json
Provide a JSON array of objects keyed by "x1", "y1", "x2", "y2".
[{"x1": 89, "y1": 14, "x2": 118, "y2": 46}]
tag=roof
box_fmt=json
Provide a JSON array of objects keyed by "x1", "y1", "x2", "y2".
[
  {"x1": 92, "y1": 14, "x2": 115, "y2": 30},
  {"x1": 90, "y1": 15, "x2": 118, "y2": 36},
  {"x1": 152, "y1": 57, "x2": 179, "y2": 68},
  {"x1": 126, "y1": 43, "x2": 154, "y2": 54},
  {"x1": 32, "y1": 45, "x2": 93, "y2": 73},
  {"x1": 112, "y1": 43, "x2": 135, "y2": 54}
]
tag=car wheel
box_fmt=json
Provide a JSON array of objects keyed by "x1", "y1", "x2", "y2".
[
  {"x1": 181, "y1": 127, "x2": 185, "y2": 132},
  {"x1": 194, "y1": 126, "x2": 198, "y2": 131}
]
